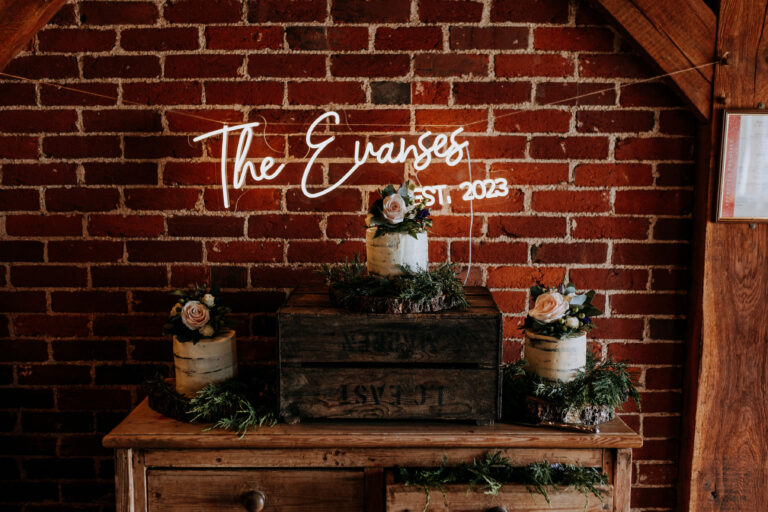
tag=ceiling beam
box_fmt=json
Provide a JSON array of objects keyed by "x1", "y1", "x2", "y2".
[
  {"x1": 592, "y1": 0, "x2": 717, "y2": 121},
  {"x1": 0, "y1": 0, "x2": 67, "y2": 72}
]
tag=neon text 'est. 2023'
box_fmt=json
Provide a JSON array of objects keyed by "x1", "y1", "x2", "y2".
[{"x1": 193, "y1": 111, "x2": 510, "y2": 208}]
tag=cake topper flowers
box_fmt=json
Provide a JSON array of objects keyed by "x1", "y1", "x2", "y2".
[
  {"x1": 163, "y1": 284, "x2": 234, "y2": 343},
  {"x1": 522, "y1": 282, "x2": 603, "y2": 339},
  {"x1": 368, "y1": 181, "x2": 432, "y2": 238}
]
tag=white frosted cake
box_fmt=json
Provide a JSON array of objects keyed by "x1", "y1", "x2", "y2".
[{"x1": 365, "y1": 229, "x2": 428, "y2": 277}]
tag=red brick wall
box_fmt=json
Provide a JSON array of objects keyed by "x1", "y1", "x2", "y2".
[{"x1": 0, "y1": 0, "x2": 693, "y2": 509}]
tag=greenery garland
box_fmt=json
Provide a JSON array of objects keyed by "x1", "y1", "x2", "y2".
[
  {"x1": 502, "y1": 354, "x2": 641, "y2": 422},
  {"x1": 146, "y1": 377, "x2": 276, "y2": 437},
  {"x1": 397, "y1": 451, "x2": 608, "y2": 512}
]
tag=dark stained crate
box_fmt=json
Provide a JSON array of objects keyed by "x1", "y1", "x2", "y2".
[{"x1": 278, "y1": 286, "x2": 502, "y2": 424}]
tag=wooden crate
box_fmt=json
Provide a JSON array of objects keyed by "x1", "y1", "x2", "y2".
[{"x1": 278, "y1": 286, "x2": 502, "y2": 424}]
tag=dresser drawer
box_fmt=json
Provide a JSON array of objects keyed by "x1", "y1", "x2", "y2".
[
  {"x1": 386, "y1": 483, "x2": 612, "y2": 511},
  {"x1": 147, "y1": 469, "x2": 364, "y2": 511}
]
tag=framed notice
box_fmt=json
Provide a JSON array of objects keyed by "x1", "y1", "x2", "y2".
[{"x1": 717, "y1": 110, "x2": 768, "y2": 221}]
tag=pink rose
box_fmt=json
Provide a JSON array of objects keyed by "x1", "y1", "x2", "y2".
[
  {"x1": 529, "y1": 292, "x2": 569, "y2": 323},
  {"x1": 382, "y1": 194, "x2": 406, "y2": 224},
  {"x1": 181, "y1": 301, "x2": 210, "y2": 330}
]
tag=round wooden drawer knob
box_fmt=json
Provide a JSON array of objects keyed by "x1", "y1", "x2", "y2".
[{"x1": 241, "y1": 490, "x2": 266, "y2": 511}]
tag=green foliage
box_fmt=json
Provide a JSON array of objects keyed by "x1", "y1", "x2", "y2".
[
  {"x1": 523, "y1": 282, "x2": 603, "y2": 339},
  {"x1": 146, "y1": 378, "x2": 276, "y2": 437},
  {"x1": 503, "y1": 354, "x2": 641, "y2": 414},
  {"x1": 397, "y1": 450, "x2": 608, "y2": 512},
  {"x1": 321, "y1": 256, "x2": 468, "y2": 310},
  {"x1": 368, "y1": 181, "x2": 432, "y2": 238},
  {"x1": 162, "y1": 283, "x2": 236, "y2": 343}
]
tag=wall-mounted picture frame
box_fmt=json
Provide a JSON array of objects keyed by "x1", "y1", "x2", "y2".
[{"x1": 717, "y1": 110, "x2": 768, "y2": 222}]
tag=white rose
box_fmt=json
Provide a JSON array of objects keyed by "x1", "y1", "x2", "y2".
[
  {"x1": 529, "y1": 292, "x2": 569, "y2": 323},
  {"x1": 565, "y1": 316, "x2": 580, "y2": 329},
  {"x1": 181, "y1": 301, "x2": 210, "y2": 330},
  {"x1": 202, "y1": 293, "x2": 215, "y2": 307},
  {"x1": 199, "y1": 324, "x2": 214, "y2": 337},
  {"x1": 382, "y1": 194, "x2": 406, "y2": 224}
]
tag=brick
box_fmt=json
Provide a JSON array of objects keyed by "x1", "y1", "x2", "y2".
[
  {"x1": 491, "y1": 290, "x2": 527, "y2": 313},
  {"x1": 88, "y1": 215, "x2": 165, "y2": 237},
  {"x1": 250, "y1": 54, "x2": 325, "y2": 78},
  {"x1": 15, "y1": 314, "x2": 89, "y2": 337},
  {"x1": 123, "y1": 81, "x2": 203, "y2": 105},
  {"x1": 657, "y1": 109, "x2": 696, "y2": 135},
  {"x1": 92, "y1": 265, "x2": 167, "y2": 287},
  {"x1": 83, "y1": 55, "x2": 160, "y2": 78},
  {"x1": 572, "y1": 216, "x2": 650, "y2": 240},
  {"x1": 332, "y1": 54, "x2": 410, "y2": 77},
  {"x1": 332, "y1": 0, "x2": 410, "y2": 22},
  {"x1": 534, "y1": 27, "x2": 614, "y2": 51},
  {"x1": 0, "y1": 109, "x2": 78, "y2": 133},
  {"x1": 645, "y1": 368, "x2": 684, "y2": 390},
  {"x1": 0, "y1": 189, "x2": 39, "y2": 211},
  {"x1": 375, "y1": 27, "x2": 442, "y2": 51},
  {"x1": 170, "y1": 265, "x2": 211, "y2": 287},
  {"x1": 6, "y1": 215, "x2": 83, "y2": 236},
  {"x1": 83, "y1": 109, "x2": 162, "y2": 132},
  {"x1": 0, "y1": 82, "x2": 36, "y2": 106},
  {"x1": 40, "y1": 82, "x2": 118, "y2": 106},
  {"x1": 0, "y1": 480, "x2": 58, "y2": 501},
  {"x1": 579, "y1": 54, "x2": 649, "y2": 78},
  {"x1": 414, "y1": 54, "x2": 488, "y2": 77},
  {"x1": 453, "y1": 82, "x2": 530, "y2": 105},
  {"x1": 45, "y1": 188, "x2": 119, "y2": 212},
  {"x1": 452, "y1": 187, "x2": 525, "y2": 214},
  {"x1": 492, "y1": 0, "x2": 568, "y2": 22},
  {"x1": 22, "y1": 412, "x2": 93, "y2": 433},
  {"x1": 163, "y1": 162, "x2": 219, "y2": 185},
  {"x1": 58, "y1": 388, "x2": 131, "y2": 411},
  {"x1": 204, "y1": 188, "x2": 281, "y2": 211},
  {"x1": 168, "y1": 215, "x2": 245, "y2": 237},
  {"x1": 80, "y1": 1, "x2": 158, "y2": 25},
  {"x1": 4, "y1": 55, "x2": 78, "y2": 79},
  {"x1": 532, "y1": 243, "x2": 608, "y2": 264},
  {"x1": 536, "y1": 82, "x2": 616, "y2": 106},
  {"x1": 287, "y1": 240, "x2": 364, "y2": 262},
  {"x1": 532, "y1": 190, "x2": 609, "y2": 213},
  {"x1": 494, "y1": 109, "x2": 570, "y2": 133},
  {"x1": 412, "y1": 82, "x2": 450, "y2": 105},
  {"x1": 637, "y1": 462, "x2": 679, "y2": 485},
  {"x1": 0, "y1": 291, "x2": 46, "y2": 312},
  {"x1": 288, "y1": 81, "x2": 365, "y2": 105},
  {"x1": 18, "y1": 364, "x2": 93, "y2": 385},
  {"x1": 451, "y1": 241, "x2": 527, "y2": 263},
  {"x1": 530, "y1": 136, "x2": 609, "y2": 160},
  {"x1": 207, "y1": 241, "x2": 283, "y2": 263},
  {"x1": 124, "y1": 135, "x2": 203, "y2": 158},
  {"x1": 487, "y1": 265, "x2": 566, "y2": 288},
  {"x1": 43, "y1": 135, "x2": 121, "y2": 158},
  {"x1": 457, "y1": 135, "x2": 526, "y2": 159},
  {"x1": 653, "y1": 218, "x2": 693, "y2": 241},
  {"x1": 371, "y1": 82, "x2": 410, "y2": 105},
  {"x1": 121, "y1": 27, "x2": 200, "y2": 51},
  {"x1": 613, "y1": 243, "x2": 690, "y2": 266},
  {"x1": 11, "y1": 265, "x2": 87, "y2": 288},
  {"x1": 652, "y1": 268, "x2": 689, "y2": 291},
  {"x1": 615, "y1": 190, "x2": 693, "y2": 215},
  {"x1": 130, "y1": 339, "x2": 172, "y2": 361},
  {"x1": 286, "y1": 188, "x2": 362, "y2": 212},
  {"x1": 166, "y1": 54, "x2": 243, "y2": 78},
  {"x1": 49, "y1": 3, "x2": 77, "y2": 25},
  {"x1": 420, "y1": 0, "x2": 483, "y2": 22},
  {"x1": 616, "y1": 137, "x2": 695, "y2": 161},
  {"x1": 591, "y1": 318, "x2": 644, "y2": 340},
  {"x1": 127, "y1": 241, "x2": 202, "y2": 262},
  {"x1": 248, "y1": 214, "x2": 322, "y2": 238},
  {"x1": 84, "y1": 162, "x2": 158, "y2": 185},
  {"x1": 125, "y1": 188, "x2": 201, "y2": 210},
  {"x1": 570, "y1": 268, "x2": 648, "y2": 291},
  {"x1": 49, "y1": 241, "x2": 123, "y2": 262},
  {"x1": 249, "y1": 0, "x2": 326, "y2": 22},
  {"x1": 38, "y1": 28, "x2": 116, "y2": 52},
  {"x1": 165, "y1": 0, "x2": 242, "y2": 23},
  {"x1": 328, "y1": 27, "x2": 368, "y2": 50},
  {"x1": 287, "y1": 26, "x2": 329, "y2": 50},
  {"x1": 211, "y1": 266, "x2": 249, "y2": 288},
  {"x1": 324, "y1": 214, "x2": 366, "y2": 238},
  {"x1": 620, "y1": 83, "x2": 681, "y2": 107},
  {"x1": 496, "y1": 54, "x2": 574, "y2": 77},
  {"x1": 488, "y1": 216, "x2": 567, "y2": 238},
  {"x1": 330, "y1": 162, "x2": 404, "y2": 186},
  {"x1": 166, "y1": 108, "x2": 244, "y2": 133},
  {"x1": 206, "y1": 26, "x2": 283, "y2": 50},
  {"x1": 649, "y1": 317, "x2": 687, "y2": 338},
  {"x1": 450, "y1": 27, "x2": 528, "y2": 50},
  {"x1": 205, "y1": 81, "x2": 283, "y2": 105},
  {"x1": 251, "y1": 265, "x2": 322, "y2": 288},
  {"x1": 0, "y1": 241, "x2": 44, "y2": 262},
  {"x1": 0, "y1": 435, "x2": 57, "y2": 455},
  {"x1": 574, "y1": 163, "x2": 653, "y2": 186},
  {"x1": 610, "y1": 293, "x2": 688, "y2": 315},
  {"x1": 577, "y1": 110, "x2": 654, "y2": 133}
]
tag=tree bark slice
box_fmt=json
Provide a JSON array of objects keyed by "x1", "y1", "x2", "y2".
[{"x1": 524, "y1": 396, "x2": 615, "y2": 426}]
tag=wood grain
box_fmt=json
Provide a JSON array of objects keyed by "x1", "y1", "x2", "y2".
[
  {"x1": 592, "y1": 0, "x2": 716, "y2": 120},
  {"x1": 0, "y1": 0, "x2": 66, "y2": 71},
  {"x1": 612, "y1": 448, "x2": 632, "y2": 512}
]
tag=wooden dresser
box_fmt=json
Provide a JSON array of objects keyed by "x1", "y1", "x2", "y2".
[{"x1": 103, "y1": 401, "x2": 642, "y2": 511}]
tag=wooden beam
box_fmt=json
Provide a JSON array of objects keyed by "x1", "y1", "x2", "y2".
[
  {"x1": 591, "y1": 0, "x2": 716, "y2": 121},
  {"x1": 680, "y1": 1, "x2": 768, "y2": 511},
  {"x1": 0, "y1": 0, "x2": 67, "y2": 72}
]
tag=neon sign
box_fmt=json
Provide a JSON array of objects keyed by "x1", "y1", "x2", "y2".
[{"x1": 193, "y1": 110, "x2": 509, "y2": 209}]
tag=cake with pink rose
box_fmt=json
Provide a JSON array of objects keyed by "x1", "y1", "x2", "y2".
[{"x1": 365, "y1": 182, "x2": 432, "y2": 277}]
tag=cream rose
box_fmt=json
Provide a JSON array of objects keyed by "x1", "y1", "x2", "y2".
[
  {"x1": 199, "y1": 324, "x2": 214, "y2": 337},
  {"x1": 202, "y1": 293, "x2": 215, "y2": 307},
  {"x1": 382, "y1": 194, "x2": 406, "y2": 224},
  {"x1": 530, "y1": 292, "x2": 569, "y2": 323},
  {"x1": 181, "y1": 301, "x2": 210, "y2": 330}
]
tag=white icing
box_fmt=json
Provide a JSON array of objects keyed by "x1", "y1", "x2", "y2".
[
  {"x1": 365, "y1": 229, "x2": 428, "y2": 277},
  {"x1": 524, "y1": 331, "x2": 587, "y2": 382}
]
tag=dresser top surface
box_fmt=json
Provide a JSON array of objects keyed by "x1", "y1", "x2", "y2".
[{"x1": 103, "y1": 400, "x2": 642, "y2": 449}]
